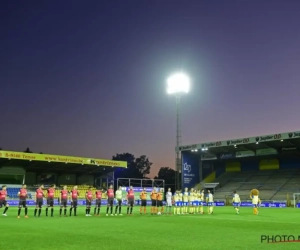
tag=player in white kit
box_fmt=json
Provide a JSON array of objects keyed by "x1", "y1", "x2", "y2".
[
  {"x1": 206, "y1": 190, "x2": 214, "y2": 214},
  {"x1": 166, "y1": 188, "x2": 172, "y2": 215},
  {"x1": 232, "y1": 190, "x2": 241, "y2": 214}
]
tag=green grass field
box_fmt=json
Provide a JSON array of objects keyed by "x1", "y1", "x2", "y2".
[{"x1": 1, "y1": 206, "x2": 299, "y2": 250}]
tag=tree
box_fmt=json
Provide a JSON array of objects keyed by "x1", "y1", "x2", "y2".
[
  {"x1": 24, "y1": 147, "x2": 32, "y2": 153},
  {"x1": 155, "y1": 167, "x2": 177, "y2": 191},
  {"x1": 135, "y1": 155, "x2": 151, "y2": 177},
  {"x1": 112, "y1": 153, "x2": 153, "y2": 186}
]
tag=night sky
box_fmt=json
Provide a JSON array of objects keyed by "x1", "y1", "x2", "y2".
[{"x1": 1, "y1": 1, "x2": 300, "y2": 177}]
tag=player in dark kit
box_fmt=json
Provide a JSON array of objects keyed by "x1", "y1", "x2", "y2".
[
  {"x1": 34, "y1": 184, "x2": 45, "y2": 217},
  {"x1": 85, "y1": 187, "x2": 93, "y2": 216},
  {"x1": 0, "y1": 185, "x2": 9, "y2": 216},
  {"x1": 139, "y1": 187, "x2": 147, "y2": 215},
  {"x1": 127, "y1": 186, "x2": 134, "y2": 215},
  {"x1": 94, "y1": 188, "x2": 102, "y2": 216},
  {"x1": 60, "y1": 185, "x2": 68, "y2": 217},
  {"x1": 46, "y1": 184, "x2": 56, "y2": 217},
  {"x1": 17, "y1": 184, "x2": 29, "y2": 218},
  {"x1": 106, "y1": 185, "x2": 114, "y2": 216},
  {"x1": 70, "y1": 186, "x2": 79, "y2": 216}
]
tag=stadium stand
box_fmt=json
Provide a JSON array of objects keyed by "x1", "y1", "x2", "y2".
[
  {"x1": 213, "y1": 169, "x2": 300, "y2": 201},
  {"x1": 0, "y1": 185, "x2": 100, "y2": 200},
  {"x1": 58, "y1": 185, "x2": 97, "y2": 198}
]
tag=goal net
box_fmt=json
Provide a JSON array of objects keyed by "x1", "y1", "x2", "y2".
[{"x1": 293, "y1": 193, "x2": 300, "y2": 208}]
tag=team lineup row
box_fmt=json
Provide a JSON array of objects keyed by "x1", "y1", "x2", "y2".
[{"x1": 0, "y1": 185, "x2": 261, "y2": 217}]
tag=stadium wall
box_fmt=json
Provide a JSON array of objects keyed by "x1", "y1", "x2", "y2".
[
  {"x1": 25, "y1": 172, "x2": 36, "y2": 185},
  {"x1": 182, "y1": 152, "x2": 300, "y2": 189},
  {"x1": 37, "y1": 173, "x2": 56, "y2": 184},
  {"x1": 0, "y1": 166, "x2": 24, "y2": 175},
  {"x1": 225, "y1": 162, "x2": 241, "y2": 172},
  {"x1": 259, "y1": 159, "x2": 279, "y2": 170},
  {"x1": 201, "y1": 171, "x2": 216, "y2": 184},
  {"x1": 57, "y1": 174, "x2": 76, "y2": 185},
  {"x1": 0, "y1": 166, "x2": 25, "y2": 184},
  {"x1": 240, "y1": 159, "x2": 259, "y2": 171},
  {"x1": 77, "y1": 175, "x2": 93, "y2": 185},
  {"x1": 215, "y1": 162, "x2": 225, "y2": 177},
  {"x1": 202, "y1": 162, "x2": 214, "y2": 178},
  {"x1": 200, "y1": 158, "x2": 300, "y2": 183},
  {"x1": 280, "y1": 158, "x2": 300, "y2": 169}
]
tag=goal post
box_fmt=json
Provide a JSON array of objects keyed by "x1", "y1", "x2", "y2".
[
  {"x1": 117, "y1": 178, "x2": 165, "y2": 202},
  {"x1": 293, "y1": 193, "x2": 300, "y2": 208}
]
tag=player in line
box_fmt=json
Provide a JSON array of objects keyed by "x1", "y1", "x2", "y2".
[
  {"x1": 85, "y1": 186, "x2": 93, "y2": 216},
  {"x1": 232, "y1": 190, "x2": 241, "y2": 214},
  {"x1": 196, "y1": 190, "x2": 202, "y2": 214},
  {"x1": 46, "y1": 184, "x2": 56, "y2": 217},
  {"x1": 70, "y1": 186, "x2": 79, "y2": 216},
  {"x1": 115, "y1": 186, "x2": 123, "y2": 216},
  {"x1": 188, "y1": 188, "x2": 194, "y2": 214},
  {"x1": 94, "y1": 188, "x2": 102, "y2": 216},
  {"x1": 173, "y1": 190, "x2": 181, "y2": 215},
  {"x1": 206, "y1": 190, "x2": 214, "y2": 214},
  {"x1": 139, "y1": 187, "x2": 147, "y2": 215},
  {"x1": 178, "y1": 190, "x2": 183, "y2": 214},
  {"x1": 199, "y1": 189, "x2": 204, "y2": 214},
  {"x1": 127, "y1": 186, "x2": 134, "y2": 215},
  {"x1": 106, "y1": 185, "x2": 114, "y2": 216},
  {"x1": 182, "y1": 188, "x2": 189, "y2": 214},
  {"x1": 156, "y1": 188, "x2": 164, "y2": 214},
  {"x1": 34, "y1": 184, "x2": 44, "y2": 217},
  {"x1": 193, "y1": 190, "x2": 199, "y2": 214},
  {"x1": 0, "y1": 185, "x2": 9, "y2": 216},
  {"x1": 17, "y1": 184, "x2": 29, "y2": 218},
  {"x1": 60, "y1": 185, "x2": 68, "y2": 217},
  {"x1": 166, "y1": 188, "x2": 172, "y2": 215},
  {"x1": 150, "y1": 187, "x2": 157, "y2": 215}
]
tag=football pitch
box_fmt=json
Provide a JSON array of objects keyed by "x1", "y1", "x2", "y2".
[{"x1": 1, "y1": 206, "x2": 299, "y2": 250}]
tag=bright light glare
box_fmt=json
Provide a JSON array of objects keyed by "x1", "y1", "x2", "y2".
[{"x1": 167, "y1": 73, "x2": 190, "y2": 94}]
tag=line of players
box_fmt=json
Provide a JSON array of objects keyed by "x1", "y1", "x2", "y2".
[
  {"x1": 172, "y1": 188, "x2": 215, "y2": 215},
  {"x1": 0, "y1": 184, "x2": 217, "y2": 217},
  {"x1": 1, "y1": 183, "x2": 264, "y2": 218},
  {"x1": 0, "y1": 184, "x2": 105, "y2": 218}
]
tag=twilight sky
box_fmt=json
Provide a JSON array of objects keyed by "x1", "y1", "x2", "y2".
[{"x1": 1, "y1": 0, "x2": 300, "y2": 177}]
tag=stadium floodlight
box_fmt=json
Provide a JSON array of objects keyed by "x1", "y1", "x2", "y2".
[
  {"x1": 167, "y1": 72, "x2": 191, "y2": 190},
  {"x1": 167, "y1": 73, "x2": 190, "y2": 94}
]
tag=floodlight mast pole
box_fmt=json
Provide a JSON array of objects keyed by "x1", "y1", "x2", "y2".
[
  {"x1": 176, "y1": 95, "x2": 182, "y2": 191},
  {"x1": 167, "y1": 72, "x2": 190, "y2": 191}
]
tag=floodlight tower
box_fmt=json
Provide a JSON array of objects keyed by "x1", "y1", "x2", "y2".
[{"x1": 167, "y1": 72, "x2": 190, "y2": 190}]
